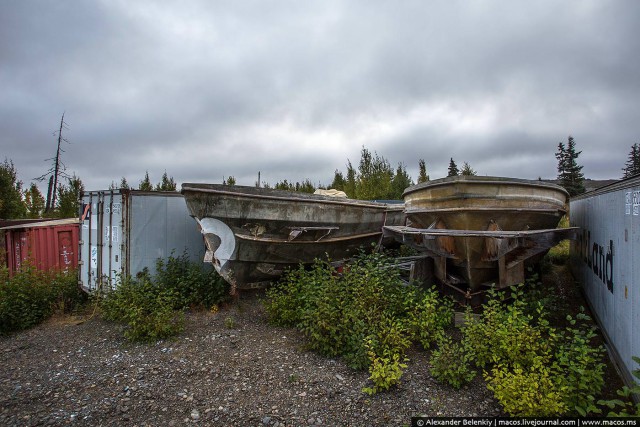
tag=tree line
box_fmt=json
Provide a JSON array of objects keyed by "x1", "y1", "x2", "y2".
[{"x1": 2, "y1": 137, "x2": 639, "y2": 220}]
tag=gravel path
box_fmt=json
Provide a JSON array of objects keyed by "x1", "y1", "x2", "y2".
[{"x1": 1, "y1": 291, "x2": 500, "y2": 426}]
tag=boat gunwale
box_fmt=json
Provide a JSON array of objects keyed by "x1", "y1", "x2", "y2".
[
  {"x1": 384, "y1": 225, "x2": 578, "y2": 239},
  {"x1": 182, "y1": 184, "x2": 404, "y2": 211},
  {"x1": 403, "y1": 176, "x2": 570, "y2": 199},
  {"x1": 231, "y1": 230, "x2": 383, "y2": 243},
  {"x1": 404, "y1": 206, "x2": 567, "y2": 214}
]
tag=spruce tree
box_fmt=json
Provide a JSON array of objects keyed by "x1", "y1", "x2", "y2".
[
  {"x1": 120, "y1": 177, "x2": 130, "y2": 189},
  {"x1": 156, "y1": 171, "x2": 177, "y2": 191},
  {"x1": 555, "y1": 136, "x2": 585, "y2": 196},
  {"x1": 447, "y1": 158, "x2": 459, "y2": 177},
  {"x1": 417, "y1": 159, "x2": 429, "y2": 183},
  {"x1": 139, "y1": 171, "x2": 153, "y2": 191},
  {"x1": 622, "y1": 143, "x2": 640, "y2": 179}
]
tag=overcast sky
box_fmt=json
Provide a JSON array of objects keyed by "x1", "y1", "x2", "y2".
[{"x1": 2, "y1": 1, "x2": 639, "y2": 193}]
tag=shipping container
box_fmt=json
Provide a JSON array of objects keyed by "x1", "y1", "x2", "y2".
[
  {"x1": 1, "y1": 218, "x2": 80, "y2": 275},
  {"x1": 570, "y1": 175, "x2": 640, "y2": 387},
  {"x1": 79, "y1": 190, "x2": 207, "y2": 292}
]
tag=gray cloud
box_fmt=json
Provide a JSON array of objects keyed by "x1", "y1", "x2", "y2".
[{"x1": 2, "y1": 0, "x2": 639, "y2": 195}]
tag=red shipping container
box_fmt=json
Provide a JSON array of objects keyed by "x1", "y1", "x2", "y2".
[{"x1": 2, "y1": 218, "x2": 80, "y2": 275}]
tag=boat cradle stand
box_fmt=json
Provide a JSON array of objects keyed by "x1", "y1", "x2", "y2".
[{"x1": 383, "y1": 225, "x2": 579, "y2": 306}]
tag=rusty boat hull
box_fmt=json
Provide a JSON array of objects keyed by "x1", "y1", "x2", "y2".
[
  {"x1": 181, "y1": 184, "x2": 405, "y2": 291},
  {"x1": 383, "y1": 176, "x2": 574, "y2": 292}
]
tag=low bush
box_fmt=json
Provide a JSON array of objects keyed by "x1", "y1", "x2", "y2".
[
  {"x1": 265, "y1": 251, "x2": 454, "y2": 394},
  {"x1": 0, "y1": 264, "x2": 85, "y2": 335},
  {"x1": 101, "y1": 275, "x2": 184, "y2": 342},
  {"x1": 450, "y1": 284, "x2": 607, "y2": 416},
  {"x1": 485, "y1": 360, "x2": 568, "y2": 416},
  {"x1": 430, "y1": 335, "x2": 476, "y2": 389},
  {"x1": 154, "y1": 252, "x2": 229, "y2": 310},
  {"x1": 100, "y1": 253, "x2": 229, "y2": 342}
]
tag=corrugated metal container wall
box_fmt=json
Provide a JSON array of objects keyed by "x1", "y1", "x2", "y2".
[
  {"x1": 569, "y1": 175, "x2": 640, "y2": 387},
  {"x1": 79, "y1": 190, "x2": 207, "y2": 292},
  {"x1": 2, "y1": 219, "x2": 80, "y2": 275}
]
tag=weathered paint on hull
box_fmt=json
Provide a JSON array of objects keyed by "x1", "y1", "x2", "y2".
[
  {"x1": 182, "y1": 184, "x2": 405, "y2": 290},
  {"x1": 397, "y1": 176, "x2": 570, "y2": 289}
]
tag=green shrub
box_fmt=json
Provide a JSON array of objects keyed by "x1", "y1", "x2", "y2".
[
  {"x1": 407, "y1": 287, "x2": 453, "y2": 349},
  {"x1": 456, "y1": 284, "x2": 607, "y2": 416},
  {"x1": 485, "y1": 360, "x2": 568, "y2": 416},
  {"x1": 552, "y1": 310, "x2": 606, "y2": 416},
  {"x1": 544, "y1": 216, "x2": 571, "y2": 266},
  {"x1": 430, "y1": 335, "x2": 476, "y2": 389},
  {"x1": 100, "y1": 253, "x2": 227, "y2": 342},
  {"x1": 265, "y1": 251, "x2": 453, "y2": 393},
  {"x1": 363, "y1": 338, "x2": 408, "y2": 395},
  {"x1": 462, "y1": 287, "x2": 551, "y2": 370},
  {"x1": 154, "y1": 251, "x2": 229, "y2": 310},
  {"x1": 101, "y1": 275, "x2": 184, "y2": 342},
  {"x1": 598, "y1": 356, "x2": 640, "y2": 416},
  {"x1": 0, "y1": 264, "x2": 84, "y2": 335}
]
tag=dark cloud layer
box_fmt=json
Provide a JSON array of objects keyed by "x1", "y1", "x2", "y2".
[{"x1": 2, "y1": 0, "x2": 639, "y2": 193}]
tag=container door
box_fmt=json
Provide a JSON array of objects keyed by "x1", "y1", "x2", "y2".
[
  {"x1": 6, "y1": 230, "x2": 28, "y2": 273},
  {"x1": 56, "y1": 228, "x2": 76, "y2": 271},
  {"x1": 79, "y1": 191, "x2": 125, "y2": 292}
]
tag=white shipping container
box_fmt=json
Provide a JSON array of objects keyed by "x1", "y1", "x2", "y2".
[
  {"x1": 79, "y1": 190, "x2": 207, "y2": 292},
  {"x1": 570, "y1": 176, "x2": 640, "y2": 387}
]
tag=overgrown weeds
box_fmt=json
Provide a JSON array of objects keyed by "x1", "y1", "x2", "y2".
[
  {"x1": 264, "y1": 251, "x2": 454, "y2": 394},
  {"x1": 0, "y1": 264, "x2": 85, "y2": 335},
  {"x1": 449, "y1": 285, "x2": 606, "y2": 416},
  {"x1": 265, "y1": 249, "x2": 616, "y2": 415},
  {"x1": 99, "y1": 252, "x2": 229, "y2": 342}
]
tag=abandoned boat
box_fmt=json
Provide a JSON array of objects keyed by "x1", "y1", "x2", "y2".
[
  {"x1": 181, "y1": 183, "x2": 405, "y2": 292},
  {"x1": 383, "y1": 176, "x2": 576, "y2": 295}
]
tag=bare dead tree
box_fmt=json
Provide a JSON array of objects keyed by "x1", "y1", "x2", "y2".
[{"x1": 36, "y1": 112, "x2": 71, "y2": 213}]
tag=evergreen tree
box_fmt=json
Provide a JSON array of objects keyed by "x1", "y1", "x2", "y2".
[
  {"x1": 355, "y1": 147, "x2": 393, "y2": 200},
  {"x1": 274, "y1": 179, "x2": 295, "y2": 191},
  {"x1": 156, "y1": 171, "x2": 177, "y2": 191},
  {"x1": 139, "y1": 171, "x2": 153, "y2": 191},
  {"x1": 330, "y1": 170, "x2": 346, "y2": 191},
  {"x1": 417, "y1": 159, "x2": 429, "y2": 184},
  {"x1": 120, "y1": 177, "x2": 130, "y2": 189},
  {"x1": 344, "y1": 160, "x2": 357, "y2": 198},
  {"x1": 447, "y1": 158, "x2": 459, "y2": 177},
  {"x1": 223, "y1": 176, "x2": 236, "y2": 185},
  {"x1": 622, "y1": 143, "x2": 640, "y2": 179},
  {"x1": 390, "y1": 162, "x2": 413, "y2": 199},
  {"x1": 0, "y1": 158, "x2": 26, "y2": 219},
  {"x1": 555, "y1": 136, "x2": 585, "y2": 196},
  {"x1": 24, "y1": 183, "x2": 45, "y2": 219},
  {"x1": 295, "y1": 179, "x2": 316, "y2": 194},
  {"x1": 56, "y1": 174, "x2": 84, "y2": 218},
  {"x1": 460, "y1": 161, "x2": 477, "y2": 176}
]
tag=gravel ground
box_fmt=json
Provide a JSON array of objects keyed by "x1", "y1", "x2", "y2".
[{"x1": 1, "y1": 291, "x2": 501, "y2": 426}]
